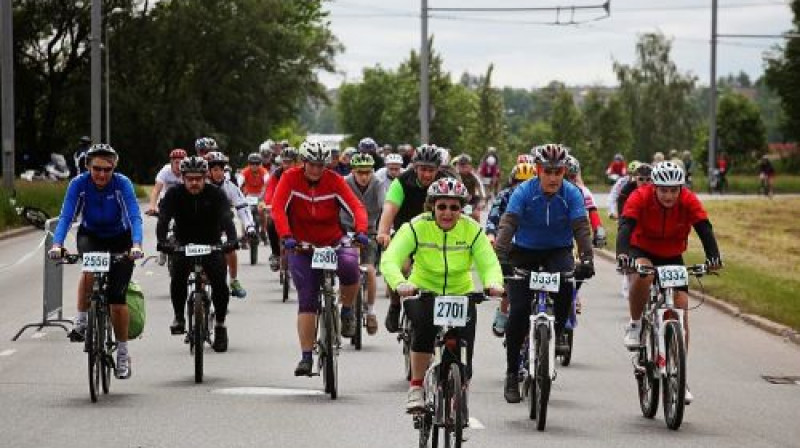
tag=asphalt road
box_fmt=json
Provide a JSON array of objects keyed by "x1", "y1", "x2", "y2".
[{"x1": 1, "y1": 217, "x2": 799, "y2": 448}]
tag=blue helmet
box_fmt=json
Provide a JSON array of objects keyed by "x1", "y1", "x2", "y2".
[{"x1": 358, "y1": 137, "x2": 378, "y2": 153}]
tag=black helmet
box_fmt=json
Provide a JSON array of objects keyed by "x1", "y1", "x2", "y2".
[
  {"x1": 180, "y1": 156, "x2": 209, "y2": 174},
  {"x1": 247, "y1": 153, "x2": 262, "y2": 164},
  {"x1": 412, "y1": 144, "x2": 441, "y2": 167}
]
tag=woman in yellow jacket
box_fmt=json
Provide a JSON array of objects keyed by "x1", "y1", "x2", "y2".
[{"x1": 381, "y1": 177, "x2": 504, "y2": 412}]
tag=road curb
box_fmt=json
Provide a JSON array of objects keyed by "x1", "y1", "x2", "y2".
[
  {"x1": 595, "y1": 248, "x2": 800, "y2": 346},
  {"x1": 0, "y1": 226, "x2": 38, "y2": 242}
]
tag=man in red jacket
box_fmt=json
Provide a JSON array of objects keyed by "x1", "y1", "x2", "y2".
[{"x1": 271, "y1": 139, "x2": 369, "y2": 376}]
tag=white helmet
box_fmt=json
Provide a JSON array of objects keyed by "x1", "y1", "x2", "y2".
[
  {"x1": 651, "y1": 161, "x2": 685, "y2": 186},
  {"x1": 385, "y1": 153, "x2": 403, "y2": 165},
  {"x1": 300, "y1": 139, "x2": 331, "y2": 164}
]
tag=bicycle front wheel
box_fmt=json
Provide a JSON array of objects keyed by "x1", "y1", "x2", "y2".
[
  {"x1": 443, "y1": 363, "x2": 463, "y2": 448},
  {"x1": 101, "y1": 309, "x2": 113, "y2": 394},
  {"x1": 323, "y1": 305, "x2": 338, "y2": 399},
  {"x1": 663, "y1": 321, "x2": 686, "y2": 430},
  {"x1": 534, "y1": 324, "x2": 551, "y2": 431},
  {"x1": 282, "y1": 269, "x2": 290, "y2": 302},
  {"x1": 86, "y1": 302, "x2": 100, "y2": 403},
  {"x1": 193, "y1": 294, "x2": 206, "y2": 383},
  {"x1": 352, "y1": 287, "x2": 363, "y2": 350},
  {"x1": 402, "y1": 317, "x2": 413, "y2": 381}
]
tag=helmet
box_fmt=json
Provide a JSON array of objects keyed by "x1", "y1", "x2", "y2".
[
  {"x1": 517, "y1": 154, "x2": 536, "y2": 165},
  {"x1": 537, "y1": 143, "x2": 569, "y2": 168},
  {"x1": 350, "y1": 153, "x2": 375, "y2": 169},
  {"x1": 427, "y1": 178, "x2": 469, "y2": 204},
  {"x1": 565, "y1": 155, "x2": 581, "y2": 175},
  {"x1": 412, "y1": 144, "x2": 442, "y2": 167},
  {"x1": 614, "y1": 153, "x2": 624, "y2": 161},
  {"x1": 487, "y1": 146, "x2": 497, "y2": 153},
  {"x1": 512, "y1": 163, "x2": 536, "y2": 181},
  {"x1": 247, "y1": 152, "x2": 262, "y2": 164},
  {"x1": 86, "y1": 143, "x2": 118, "y2": 164},
  {"x1": 300, "y1": 139, "x2": 331, "y2": 163},
  {"x1": 79, "y1": 136, "x2": 92, "y2": 144},
  {"x1": 281, "y1": 147, "x2": 299, "y2": 161},
  {"x1": 530, "y1": 145, "x2": 543, "y2": 156},
  {"x1": 259, "y1": 140, "x2": 274, "y2": 155},
  {"x1": 170, "y1": 148, "x2": 187, "y2": 159},
  {"x1": 194, "y1": 137, "x2": 218, "y2": 154},
  {"x1": 342, "y1": 147, "x2": 357, "y2": 158},
  {"x1": 280, "y1": 140, "x2": 290, "y2": 148},
  {"x1": 651, "y1": 161, "x2": 685, "y2": 186},
  {"x1": 438, "y1": 147, "x2": 450, "y2": 166},
  {"x1": 382, "y1": 144, "x2": 393, "y2": 152},
  {"x1": 627, "y1": 160, "x2": 641, "y2": 173},
  {"x1": 398, "y1": 143, "x2": 412, "y2": 154},
  {"x1": 635, "y1": 163, "x2": 653, "y2": 177},
  {"x1": 455, "y1": 154, "x2": 472, "y2": 165},
  {"x1": 385, "y1": 153, "x2": 403, "y2": 165},
  {"x1": 180, "y1": 156, "x2": 209, "y2": 174},
  {"x1": 205, "y1": 151, "x2": 228, "y2": 167},
  {"x1": 358, "y1": 137, "x2": 378, "y2": 153},
  {"x1": 652, "y1": 151, "x2": 665, "y2": 163}
]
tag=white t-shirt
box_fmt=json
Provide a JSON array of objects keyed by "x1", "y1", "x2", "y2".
[
  {"x1": 155, "y1": 164, "x2": 182, "y2": 200},
  {"x1": 375, "y1": 166, "x2": 404, "y2": 194}
]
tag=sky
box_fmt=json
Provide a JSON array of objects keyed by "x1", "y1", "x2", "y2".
[{"x1": 318, "y1": 0, "x2": 794, "y2": 89}]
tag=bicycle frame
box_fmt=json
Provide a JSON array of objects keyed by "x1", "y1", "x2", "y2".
[{"x1": 529, "y1": 290, "x2": 556, "y2": 381}]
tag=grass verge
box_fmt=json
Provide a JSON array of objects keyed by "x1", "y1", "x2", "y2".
[
  {"x1": 587, "y1": 174, "x2": 800, "y2": 194},
  {"x1": 601, "y1": 197, "x2": 800, "y2": 332}
]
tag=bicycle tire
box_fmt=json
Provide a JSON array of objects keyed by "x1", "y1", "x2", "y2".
[
  {"x1": 352, "y1": 287, "x2": 363, "y2": 350},
  {"x1": 444, "y1": 363, "x2": 463, "y2": 448},
  {"x1": 87, "y1": 302, "x2": 100, "y2": 403},
  {"x1": 637, "y1": 319, "x2": 660, "y2": 418},
  {"x1": 534, "y1": 324, "x2": 551, "y2": 431},
  {"x1": 560, "y1": 328, "x2": 573, "y2": 367},
  {"x1": 22, "y1": 207, "x2": 49, "y2": 230},
  {"x1": 250, "y1": 236, "x2": 258, "y2": 265},
  {"x1": 418, "y1": 413, "x2": 433, "y2": 448},
  {"x1": 663, "y1": 321, "x2": 686, "y2": 430},
  {"x1": 193, "y1": 293, "x2": 206, "y2": 383},
  {"x1": 323, "y1": 302, "x2": 338, "y2": 399},
  {"x1": 282, "y1": 269, "x2": 290, "y2": 302},
  {"x1": 403, "y1": 316, "x2": 413, "y2": 381},
  {"x1": 101, "y1": 309, "x2": 112, "y2": 394}
]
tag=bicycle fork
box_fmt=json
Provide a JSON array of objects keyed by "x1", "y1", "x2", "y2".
[{"x1": 530, "y1": 313, "x2": 556, "y2": 380}]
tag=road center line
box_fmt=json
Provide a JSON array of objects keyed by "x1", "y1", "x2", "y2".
[
  {"x1": 31, "y1": 332, "x2": 47, "y2": 339},
  {"x1": 0, "y1": 349, "x2": 16, "y2": 357},
  {"x1": 468, "y1": 417, "x2": 485, "y2": 429}
]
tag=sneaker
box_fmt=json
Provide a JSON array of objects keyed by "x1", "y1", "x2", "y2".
[
  {"x1": 623, "y1": 322, "x2": 641, "y2": 350},
  {"x1": 406, "y1": 386, "x2": 425, "y2": 413},
  {"x1": 685, "y1": 385, "x2": 694, "y2": 405},
  {"x1": 212, "y1": 326, "x2": 228, "y2": 352},
  {"x1": 157, "y1": 252, "x2": 167, "y2": 266},
  {"x1": 555, "y1": 332, "x2": 570, "y2": 356},
  {"x1": 170, "y1": 319, "x2": 186, "y2": 335},
  {"x1": 576, "y1": 296, "x2": 583, "y2": 314},
  {"x1": 366, "y1": 314, "x2": 379, "y2": 335},
  {"x1": 491, "y1": 308, "x2": 508, "y2": 337},
  {"x1": 340, "y1": 312, "x2": 356, "y2": 338},
  {"x1": 230, "y1": 279, "x2": 247, "y2": 299},
  {"x1": 68, "y1": 322, "x2": 87, "y2": 343},
  {"x1": 269, "y1": 254, "x2": 280, "y2": 272},
  {"x1": 385, "y1": 304, "x2": 401, "y2": 333},
  {"x1": 504, "y1": 372, "x2": 521, "y2": 403},
  {"x1": 294, "y1": 358, "x2": 313, "y2": 376},
  {"x1": 115, "y1": 352, "x2": 132, "y2": 379}
]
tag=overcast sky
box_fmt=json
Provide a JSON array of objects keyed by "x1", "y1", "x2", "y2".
[{"x1": 318, "y1": 0, "x2": 793, "y2": 89}]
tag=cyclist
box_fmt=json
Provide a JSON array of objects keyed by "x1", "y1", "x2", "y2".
[
  {"x1": 380, "y1": 178, "x2": 504, "y2": 412},
  {"x1": 241, "y1": 152, "x2": 270, "y2": 243},
  {"x1": 478, "y1": 146, "x2": 501, "y2": 198},
  {"x1": 375, "y1": 153, "x2": 405, "y2": 194},
  {"x1": 358, "y1": 137, "x2": 385, "y2": 170},
  {"x1": 71, "y1": 135, "x2": 92, "y2": 177},
  {"x1": 486, "y1": 162, "x2": 536, "y2": 336},
  {"x1": 271, "y1": 139, "x2": 369, "y2": 376},
  {"x1": 617, "y1": 163, "x2": 653, "y2": 217},
  {"x1": 157, "y1": 156, "x2": 237, "y2": 351},
  {"x1": 146, "y1": 148, "x2": 186, "y2": 216},
  {"x1": 195, "y1": 137, "x2": 218, "y2": 158},
  {"x1": 494, "y1": 143, "x2": 595, "y2": 403},
  {"x1": 607, "y1": 160, "x2": 641, "y2": 220},
  {"x1": 263, "y1": 146, "x2": 301, "y2": 271},
  {"x1": 606, "y1": 153, "x2": 627, "y2": 184},
  {"x1": 329, "y1": 147, "x2": 351, "y2": 176},
  {"x1": 757, "y1": 154, "x2": 775, "y2": 197},
  {"x1": 206, "y1": 151, "x2": 256, "y2": 298},
  {"x1": 454, "y1": 154, "x2": 485, "y2": 221},
  {"x1": 341, "y1": 153, "x2": 385, "y2": 335},
  {"x1": 48, "y1": 144, "x2": 143, "y2": 380},
  {"x1": 617, "y1": 161, "x2": 722, "y2": 404},
  {"x1": 376, "y1": 144, "x2": 447, "y2": 333}
]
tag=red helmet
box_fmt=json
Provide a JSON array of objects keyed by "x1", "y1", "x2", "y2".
[{"x1": 170, "y1": 148, "x2": 187, "y2": 160}]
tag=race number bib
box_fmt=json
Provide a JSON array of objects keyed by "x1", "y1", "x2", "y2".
[
  {"x1": 657, "y1": 265, "x2": 689, "y2": 288},
  {"x1": 311, "y1": 247, "x2": 337, "y2": 270},
  {"x1": 529, "y1": 271, "x2": 560, "y2": 292},
  {"x1": 82, "y1": 252, "x2": 110, "y2": 273},
  {"x1": 433, "y1": 296, "x2": 468, "y2": 327},
  {"x1": 185, "y1": 244, "x2": 212, "y2": 257},
  {"x1": 244, "y1": 196, "x2": 260, "y2": 206}
]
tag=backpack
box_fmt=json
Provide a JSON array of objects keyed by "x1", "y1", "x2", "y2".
[{"x1": 126, "y1": 281, "x2": 146, "y2": 339}]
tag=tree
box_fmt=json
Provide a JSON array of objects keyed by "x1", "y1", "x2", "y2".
[
  {"x1": 550, "y1": 88, "x2": 582, "y2": 148},
  {"x1": 764, "y1": 0, "x2": 800, "y2": 140},
  {"x1": 473, "y1": 64, "x2": 505, "y2": 152},
  {"x1": 614, "y1": 32, "x2": 698, "y2": 161},
  {"x1": 694, "y1": 92, "x2": 767, "y2": 172}
]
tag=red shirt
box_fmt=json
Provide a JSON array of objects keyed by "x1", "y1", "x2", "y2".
[
  {"x1": 263, "y1": 169, "x2": 281, "y2": 205},
  {"x1": 271, "y1": 167, "x2": 367, "y2": 246},
  {"x1": 622, "y1": 183, "x2": 708, "y2": 258},
  {"x1": 606, "y1": 160, "x2": 627, "y2": 176},
  {"x1": 241, "y1": 166, "x2": 269, "y2": 196}
]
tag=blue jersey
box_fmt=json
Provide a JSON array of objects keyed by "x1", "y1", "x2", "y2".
[
  {"x1": 53, "y1": 172, "x2": 143, "y2": 245},
  {"x1": 505, "y1": 178, "x2": 586, "y2": 249},
  {"x1": 485, "y1": 185, "x2": 516, "y2": 236}
]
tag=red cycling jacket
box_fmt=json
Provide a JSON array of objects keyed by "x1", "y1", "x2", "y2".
[
  {"x1": 271, "y1": 166, "x2": 367, "y2": 246},
  {"x1": 622, "y1": 183, "x2": 708, "y2": 258}
]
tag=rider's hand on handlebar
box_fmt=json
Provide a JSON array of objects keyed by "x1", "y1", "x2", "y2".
[
  {"x1": 376, "y1": 233, "x2": 391, "y2": 248},
  {"x1": 486, "y1": 284, "x2": 504, "y2": 297},
  {"x1": 706, "y1": 256, "x2": 723, "y2": 271},
  {"x1": 282, "y1": 237, "x2": 297, "y2": 250},
  {"x1": 396, "y1": 282, "x2": 417, "y2": 297},
  {"x1": 130, "y1": 246, "x2": 144, "y2": 260},
  {"x1": 245, "y1": 226, "x2": 258, "y2": 239},
  {"x1": 616, "y1": 253, "x2": 635, "y2": 271},
  {"x1": 48, "y1": 245, "x2": 64, "y2": 260},
  {"x1": 145, "y1": 207, "x2": 158, "y2": 217},
  {"x1": 575, "y1": 257, "x2": 595, "y2": 279},
  {"x1": 222, "y1": 240, "x2": 239, "y2": 253}
]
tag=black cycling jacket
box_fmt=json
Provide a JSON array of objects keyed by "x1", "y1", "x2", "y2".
[{"x1": 156, "y1": 184, "x2": 237, "y2": 245}]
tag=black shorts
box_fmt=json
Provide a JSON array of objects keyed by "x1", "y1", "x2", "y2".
[
  {"x1": 76, "y1": 227, "x2": 134, "y2": 305},
  {"x1": 629, "y1": 246, "x2": 688, "y2": 292}
]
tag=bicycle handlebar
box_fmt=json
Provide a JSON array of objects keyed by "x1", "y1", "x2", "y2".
[
  {"x1": 403, "y1": 290, "x2": 497, "y2": 304},
  {"x1": 503, "y1": 267, "x2": 575, "y2": 282},
  {"x1": 57, "y1": 252, "x2": 131, "y2": 265}
]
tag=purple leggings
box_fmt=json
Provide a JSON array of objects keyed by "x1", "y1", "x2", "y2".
[{"x1": 289, "y1": 246, "x2": 360, "y2": 313}]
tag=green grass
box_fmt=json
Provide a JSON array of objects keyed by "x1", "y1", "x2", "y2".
[
  {"x1": 587, "y1": 174, "x2": 800, "y2": 195},
  {"x1": 1, "y1": 180, "x2": 148, "y2": 232},
  {"x1": 601, "y1": 198, "x2": 800, "y2": 331}
]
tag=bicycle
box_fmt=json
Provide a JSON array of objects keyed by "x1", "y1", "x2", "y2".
[
  {"x1": 351, "y1": 265, "x2": 369, "y2": 350},
  {"x1": 59, "y1": 251, "x2": 130, "y2": 403},
  {"x1": 409, "y1": 291, "x2": 492, "y2": 448},
  {"x1": 509, "y1": 267, "x2": 574, "y2": 431},
  {"x1": 758, "y1": 173, "x2": 773, "y2": 198},
  {"x1": 628, "y1": 263, "x2": 710, "y2": 430},
  {"x1": 279, "y1": 246, "x2": 291, "y2": 302},
  {"x1": 174, "y1": 244, "x2": 224, "y2": 383},
  {"x1": 244, "y1": 196, "x2": 261, "y2": 265},
  {"x1": 8, "y1": 192, "x2": 50, "y2": 230}
]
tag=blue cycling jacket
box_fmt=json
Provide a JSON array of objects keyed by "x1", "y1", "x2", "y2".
[
  {"x1": 53, "y1": 172, "x2": 143, "y2": 245},
  {"x1": 505, "y1": 178, "x2": 586, "y2": 249}
]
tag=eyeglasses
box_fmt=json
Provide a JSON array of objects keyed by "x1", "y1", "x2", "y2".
[
  {"x1": 90, "y1": 165, "x2": 113, "y2": 173},
  {"x1": 435, "y1": 203, "x2": 461, "y2": 212},
  {"x1": 183, "y1": 175, "x2": 205, "y2": 183}
]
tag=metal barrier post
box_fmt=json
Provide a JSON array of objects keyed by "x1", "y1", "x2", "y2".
[{"x1": 12, "y1": 217, "x2": 72, "y2": 340}]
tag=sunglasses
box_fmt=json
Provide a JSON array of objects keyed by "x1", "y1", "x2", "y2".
[
  {"x1": 183, "y1": 175, "x2": 205, "y2": 183},
  {"x1": 435, "y1": 203, "x2": 461, "y2": 212},
  {"x1": 90, "y1": 165, "x2": 113, "y2": 173}
]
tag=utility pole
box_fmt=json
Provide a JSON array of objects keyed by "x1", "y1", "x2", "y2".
[
  {"x1": 105, "y1": 30, "x2": 110, "y2": 145},
  {"x1": 1, "y1": 0, "x2": 14, "y2": 190},
  {"x1": 420, "y1": 0, "x2": 430, "y2": 144},
  {"x1": 91, "y1": 0, "x2": 102, "y2": 143},
  {"x1": 708, "y1": 0, "x2": 718, "y2": 187}
]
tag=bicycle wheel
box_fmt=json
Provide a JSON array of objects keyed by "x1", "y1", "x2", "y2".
[
  {"x1": 323, "y1": 302, "x2": 338, "y2": 399},
  {"x1": 352, "y1": 287, "x2": 363, "y2": 350},
  {"x1": 560, "y1": 328, "x2": 573, "y2": 367},
  {"x1": 662, "y1": 321, "x2": 686, "y2": 430},
  {"x1": 193, "y1": 293, "x2": 206, "y2": 383},
  {"x1": 101, "y1": 309, "x2": 112, "y2": 394},
  {"x1": 417, "y1": 413, "x2": 433, "y2": 448},
  {"x1": 250, "y1": 236, "x2": 258, "y2": 265},
  {"x1": 402, "y1": 316, "x2": 413, "y2": 381},
  {"x1": 22, "y1": 207, "x2": 49, "y2": 230},
  {"x1": 282, "y1": 269, "x2": 290, "y2": 302},
  {"x1": 443, "y1": 363, "x2": 463, "y2": 448},
  {"x1": 534, "y1": 324, "x2": 551, "y2": 431},
  {"x1": 637, "y1": 319, "x2": 660, "y2": 418},
  {"x1": 86, "y1": 302, "x2": 100, "y2": 403}
]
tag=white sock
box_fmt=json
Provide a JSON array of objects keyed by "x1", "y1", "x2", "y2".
[
  {"x1": 367, "y1": 304, "x2": 376, "y2": 315},
  {"x1": 117, "y1": 341, "x2": 128, "y2": 355}
]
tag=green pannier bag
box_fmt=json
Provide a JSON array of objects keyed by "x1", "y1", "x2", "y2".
[{"x1": 126, "y1": 281, "x2": 146, "y2": 339}]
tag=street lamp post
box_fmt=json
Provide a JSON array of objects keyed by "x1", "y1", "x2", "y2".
[{"x1": 104, "y1": 7, "x2": 124, "y2": 145}]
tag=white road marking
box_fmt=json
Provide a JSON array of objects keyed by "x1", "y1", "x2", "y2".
[
  {"x1": 145, "y1": 271, "x2": 153, "y2": 276},
  {"x1": 31, "y1": 332, "x2": 47, "y2": 339},
  {"x1": 0, "y1": 349, "x2": 16, "y2": 357},
  {"x1": 211, "y1": 387, "x2": 325, "y2": 396},
  {"x1": 468, "y1": 417, "x2": 485, "y2": 429}
]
